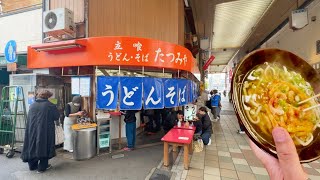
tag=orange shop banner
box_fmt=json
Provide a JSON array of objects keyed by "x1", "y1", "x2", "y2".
[{"x1": 28, "y1": 37, "x2": 199, "y2": 73}]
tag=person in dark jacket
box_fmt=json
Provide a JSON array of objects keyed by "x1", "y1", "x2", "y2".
[
  {"x1": 21, "y1": 89, "x2": 60, "y2": 173},
  {"x1": 146, "y1": 109, "x2": 162, "y2": 134},
  {"x1": 122, "y1": 110, "x2": 138, "y2": 151},
  {"x1": 197, "y1": 107, "x2": 212, "y2": 145},
  {"x1": 160, "y1": 108, "x2": 171, "y2": 126},
  {"x1": 193, "y1": 114, "x2": 203, "y2": 135},
  {"x1": 163, "y1": 110, "x2": 184, "y2": 133}
]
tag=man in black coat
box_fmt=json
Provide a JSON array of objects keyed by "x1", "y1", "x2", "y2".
[
  {"x1": 21, "y1": 89, "x2": 60, "y2": 173},
  {"x1": 163, "y1": 110, "x2": 184, "y2": 132}
]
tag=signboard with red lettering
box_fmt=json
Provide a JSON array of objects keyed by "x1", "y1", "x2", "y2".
[{"x1": 203, "y1": 55, "x2": 215, "y2": 70}]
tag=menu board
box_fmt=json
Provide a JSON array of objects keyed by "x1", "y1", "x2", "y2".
[
  {"x1": 71, "y1": 76, "x2": 91, "y2": 97},
  {"x1": 184, "y1": 104, "x2": 197, "y2": 121},
  {"x1": 71, "y1": 77, "x2": 80, "y2": 95},
  {"x1": 79, "y1": 77, "x2": 91, "y2": 97}
]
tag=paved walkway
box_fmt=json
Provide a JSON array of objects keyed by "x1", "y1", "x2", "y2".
[
  {"x1": 0, "y1": 144, "x2": 163, "y2": 180},
  {"x1": 2, "y1": 97, "x2": 320, "y2": 180},
  {"x1": 171, "y1": 98, "x2": 320, "y2": 180}
]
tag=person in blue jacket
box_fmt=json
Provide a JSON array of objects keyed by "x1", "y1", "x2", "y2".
[
  {"x1": 210, "y1": 89, "x2": 221, "y2": 121},
  {"x1": 121, "y1": 110, "x2": 138, "y2": 151}
]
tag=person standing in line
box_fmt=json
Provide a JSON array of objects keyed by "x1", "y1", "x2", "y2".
[
  {"x1": 21, "y1": 89, "x2": 60, "y2": 173},
  {"x1": 210, "y1": 89, "x2": 221, "y2": 121},
  {"x1": 122, "y1": 110, "x2": 138, "y2": 151},
  {"x1": 63, "y1": 96, "x2": 83, "y2": 153}
]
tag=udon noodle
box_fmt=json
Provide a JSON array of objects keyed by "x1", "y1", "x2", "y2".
[{"x1": 242, "y1": 62, "x2": 320, "y2": 146}]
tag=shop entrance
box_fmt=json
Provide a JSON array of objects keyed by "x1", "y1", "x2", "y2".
[
  {"x1": 26, "y1": 36, "x2": 200, "y2": 158},
  {"x1": 95, "y1": 66, "x2": 179, "y2": 152}
]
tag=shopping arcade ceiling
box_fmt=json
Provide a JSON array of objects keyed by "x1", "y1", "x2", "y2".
[{"x1": 189, "y1": 0, "x2": 308, "y2": 73}]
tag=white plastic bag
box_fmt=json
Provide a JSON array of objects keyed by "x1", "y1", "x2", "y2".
[{"x1": 55, "y1": 124, "x2": 64, "y2": 145}]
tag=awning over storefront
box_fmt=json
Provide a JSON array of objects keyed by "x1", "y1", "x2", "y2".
[{"x1": 27, "y1": 37, "x2": 199, "y2": 75}]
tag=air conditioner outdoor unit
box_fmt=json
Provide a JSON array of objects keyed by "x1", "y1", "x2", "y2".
[{"x1": 43, "y1": 8, "x2": 75, "y2": 38}]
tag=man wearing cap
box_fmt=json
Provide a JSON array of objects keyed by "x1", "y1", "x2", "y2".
[{"x1": 63, "y1": 96, "x2": 83, "y2": 152}]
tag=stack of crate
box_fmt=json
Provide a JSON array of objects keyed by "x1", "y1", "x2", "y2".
[{"x1": 97, "y1": 117, "x2": 111, "y2": 154}]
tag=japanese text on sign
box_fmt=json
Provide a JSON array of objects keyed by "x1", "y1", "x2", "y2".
[
  {"x1": 107, "y1": 41, "x2": 188, "y2": 66},
  {"x1": 96, "y1": 77, "x2": 197, "y2": 110}
]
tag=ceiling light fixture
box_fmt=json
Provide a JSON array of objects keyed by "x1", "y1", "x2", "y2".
[{"x1": 212, "y1": 0, "x2": 274, "y2": 48}]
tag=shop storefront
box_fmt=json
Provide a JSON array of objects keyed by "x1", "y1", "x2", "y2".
[{"x1": 27, "y1": 36, "x2": 200, "y2": 159}]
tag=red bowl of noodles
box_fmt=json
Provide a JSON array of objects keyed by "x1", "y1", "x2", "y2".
[{"x1": 232, "y1": 48, "x2": 320, "y2": 163}]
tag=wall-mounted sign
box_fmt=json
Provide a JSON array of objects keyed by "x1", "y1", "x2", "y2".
[
  {"x1": 79, "y1": 77, "x2": 91, "y2": 97},
  {"x1": 96, "y1": 77, "x2": 198, "y2": 110},
  {"x1": 164, "y1": 78, "x2": 179, "y2": 108},
  {"x1": 178, "y1": 79, "x2": 188, "y2": 106},
  {"x1": 143, "y1": 78, "x2": 164, "y2": 109},
  {"x1": 71, "y1": 77, "x2": 80, "y2": 95},
  {"x1": 184, "y1": 104, "x2": 197, "y2": 121},
  {"x1": 71, "y1": 76, "x2": 91, "y2": 97},
  {"x1": 203, "y1": 55, "x2": 215, "y2": 70},
  {"x1": 96, "y1": 76, "x2": 119, "y2": 110},
  {"x1": 120, "y1": 77, "x2": 143, "y2": 110},
  {"x1": 4, "y1": 40, "x2": 17, "y2": 63},
  {"x1": 229, "y1": 69, "x2": 233, "y2": 83},
  {"x1": 28, "y1": 37, "x2": 199, "y2": 74},
  {"x1": 7, "y1": 63, "x2": 17, "y2": 72}
]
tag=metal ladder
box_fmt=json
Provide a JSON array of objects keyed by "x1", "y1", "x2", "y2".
[{"x1": 0, "y1": 86, "x2": 27, "y2": 158}]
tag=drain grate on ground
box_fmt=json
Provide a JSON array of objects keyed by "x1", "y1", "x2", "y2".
[
  {"x1": 149, "y1": 168, "x2": 172, "y2": 180},
  {"x1": 220, "y1": 110, "x2": 236, "y2": 115}
]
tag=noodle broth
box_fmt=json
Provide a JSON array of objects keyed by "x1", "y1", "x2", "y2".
[{"x1": 241, "y1": 63, "x2": 320, "y2": 147}]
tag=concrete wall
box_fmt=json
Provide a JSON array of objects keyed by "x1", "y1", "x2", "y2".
[
  {"x1": 0, "y1": 8, "x2": 42, "y2": 54},
  {"x1": 261, "y1": 0, "x2": 320, "y2": 65}
]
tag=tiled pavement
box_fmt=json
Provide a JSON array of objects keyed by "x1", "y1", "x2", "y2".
[{"x1": 172, "y1": 99, "x2": 320, "y2": 180}]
